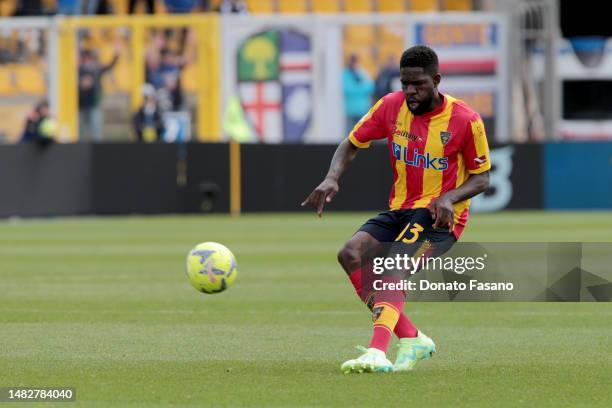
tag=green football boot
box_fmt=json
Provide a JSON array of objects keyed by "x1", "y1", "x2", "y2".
[
  {"x1": 394, "y1": 331, "x2": 436, "y2": 372},
  {"x1": 340, "y1": 346, "x2": 394, "y2": 374}
]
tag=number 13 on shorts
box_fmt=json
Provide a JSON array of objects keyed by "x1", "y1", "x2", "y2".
[{"x1": 395, "y1": 223, "x2": 424, "y2": 244}]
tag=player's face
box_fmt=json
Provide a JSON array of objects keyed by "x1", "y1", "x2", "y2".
[{"x1": 400, "y1": 67, "x2": 440, "y2": 115}]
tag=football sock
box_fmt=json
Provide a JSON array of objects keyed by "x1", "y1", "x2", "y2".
[
  {"x1": 368, "y1": 301, "x2": 401, "y2": 352},
  {"x1": 348, "y1": 268, "x2": 418, "y2": 340},
  {"x1": 348, "y1": 269, "x2": 418, "y2": 348},
  {"x1": 394, "y1": 310, "x2": 418, "y2": 338},
  {"x1": 348, "y1": 269, "x2": 362, "y2": 298}
]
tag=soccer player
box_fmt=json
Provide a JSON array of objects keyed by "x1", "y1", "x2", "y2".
[{"x1": 302, "y1": 46, "x2": 491, "y2": 373}]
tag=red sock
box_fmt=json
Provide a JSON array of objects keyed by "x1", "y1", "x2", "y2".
[
  {"x1": 348, "y1": 269, "x2": 362, "y2": 296},
  {"x1": 368, "y1": 301, "x2": 401, "y2": 353},
  {"x1": 348, "y1": 270, "x2": 417, "y2": 344},
  {"x1": 349, "y1": 268, "x2": 373, "y2": 303},
  {"x1": 394, "y1": 311, "x2": 418, "y2": 338},
  {"x1": 369, "y1": 325, "x2": 393, "y2": 351}
]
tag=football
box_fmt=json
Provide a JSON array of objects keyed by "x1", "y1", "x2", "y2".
[{"x1": 185, "y1": 242, "x2": 238, "y2": 294}]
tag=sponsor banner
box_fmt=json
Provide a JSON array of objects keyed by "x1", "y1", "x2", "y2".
[
  {"x1": 359, "y1": 243, "x2": 612, "y2": 302},
  {"x1": 414, "y1": 22, "x2": 498, "y2": 75},
  {"x1": 412, "y1": 19, "x2": 507, "y2": 142}
]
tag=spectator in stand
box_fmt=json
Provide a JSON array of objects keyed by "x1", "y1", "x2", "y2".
[
  {"x1": 145, "y1": 33, "x2": 194, "y2": 112},
  {"x1": 56, "y1": 0, "x2": 82, "y2": 15},
  {"x1": 133, "y1": 84, "x2": 165, "y2": 142},
  {"x1": 218, "y1": 0, "x2": 248, "y2": 14},
  {"x1": 146, "y1": 48, "x2": 184, "y2": 111},
  {"x1": 20, "y1": 100, "x2": 56, "y2": 146},
  {"x1": 162, "y1": 0, "x2": 197, "y2": 53},
  {"x1": 13, "y1": 0, "x2": 45, "y2": 16},
  {"x1": 342, "y1": 53, "x2": 374, "y2": 133},
  {"x1": 374, "y1": 55, "x2": 401, "y2": 101},
  {"x1": 78, "y1": 43, "x2": 120, "y2": 142},
  {"x1": 83, "y1": 0, "x2": 99, "y2": 14},
  {"x1": 163, "y1": 0, "x2": 197, "y2": 14},
  {"x1": 128, "y1": 0, "x2": 155, "y2": 14}
]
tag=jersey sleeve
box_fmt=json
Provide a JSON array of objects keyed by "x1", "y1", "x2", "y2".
[
  {"x1": 347, "y1": 98, "x2": 387, "y2": 149},
  {"x1": 461, "y1": 114, "x2": 491, "y2": 174}
]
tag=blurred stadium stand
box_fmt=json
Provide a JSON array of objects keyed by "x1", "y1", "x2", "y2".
[
  {"x1": 0, "y1": 0, "x2": 611, "y2": 144},
  {"x1": 0, "y1": 0, "x2": 609, "y2": 217},
  {"x1": 311, "y1": 0, "x2": 340, "y2": 13},
  {"x1": 0, "y1": 0, "x2": 483, "y2": 16},
  {"x1": 277, "y1": 0, "x2": 308, "y2": 13}
]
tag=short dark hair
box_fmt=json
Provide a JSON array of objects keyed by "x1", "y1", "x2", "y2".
[{"x1": 400, "y1": 45, "x2": 439, "y2": 76}]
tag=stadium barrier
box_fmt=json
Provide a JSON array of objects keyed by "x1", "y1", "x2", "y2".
[
  {"x1": 5, "y1": 141, "x2": 608, "y2": 218},
  {"x1": 0, "y1": 143, "x2": 229, "y2": 217},
  {"x1": 544, "y1": 142, "x2": 612, "y2": 209}
]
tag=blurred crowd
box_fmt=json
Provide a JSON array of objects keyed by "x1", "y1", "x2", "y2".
[
  {"x1": 6, "y1": 0, "x2": 396, "y2": 143},
  {"x1": 11, "y1": 1, "x2": 248, "y2": 144},
  {"x1": 343, "y1": 53, "x2": 400, "y2": 133},
  {"x1": 4, "y1": 0, "x2": 248, "y2": 16}
]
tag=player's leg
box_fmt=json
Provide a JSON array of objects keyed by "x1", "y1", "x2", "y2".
[
  {"x1": 392, "y1": 209, "x2": 456, "y2": 371},
  {"x1": 338, "y1": 213, "x2": 403, "y2": 373},
  {"x1": 337, "y1": 230, "x2": 380, "y2": 303}
]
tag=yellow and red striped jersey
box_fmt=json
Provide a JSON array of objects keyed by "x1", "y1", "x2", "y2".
[{"x1": 348, "y1": 91, "x2": 491, "y2": 239}]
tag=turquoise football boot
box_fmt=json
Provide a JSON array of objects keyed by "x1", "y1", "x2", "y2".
[{"x1": 394, "y1": 331, "x2": 436, "y2": 372}]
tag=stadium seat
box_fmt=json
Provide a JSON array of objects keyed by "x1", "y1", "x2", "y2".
[
  {"x1": 245, "y1": 0, "x2": 274, "y2": 13},
  {"x1": 378, "y1": 26, "x2": 404, "y2": 62},
  {"x1": 81, "y1": 29, "x2": 107, "y2": 53},
  {"x1": 344, "y1": 0, "x2": 372, "y2": 12},
  {"x1": 345, "y1": 25, "x2": 375, "y2": 43},
  {"x1": 209, "y1": 0, "x2": 222, "y2": 11},
  {"x1": 104, "y1": 59, "x2": 131, "y2": 92},
  {"x1": 0, "y1": 0, "x2": 16, "y2": 16},
  {"x1": 98, "y1": 39, "x2": 116, "y2": 62},
  {"x1": 181, "y1": 64, "x2": 198, "y2": 93},
  {"x1": 311, "y1": 0, "x2": 340, "y2": 13},
  {"x1": 41, "y1": 0, "x2": 55, "y2": 12},
  {"x1": 155, "y1": 0, "x2": 167, "y2": 14},
  {"x1": 0, "y1": 65, "x2": 15, "y2": 95},
  {"x1": 14, "y1": 62, "x2": 46, "y2": 95},
  {"x1": 410, "y1": 0, "x2": 439, "y2": 11},
  {"x1": 278, "y1": 0, "x2": 307, "y2": 13},
  {"x1": 378, "y1": 0, "x2": 405, "y2": 12},
  {"x1": 109, "y1": 0, "x2": 129, "y2": 14},
  {"x1": 442, "y1": 0, "x2": 473, "y2": 11},
  {"x1": 380, "y1": 25, "x2": 404, "y2": 42}
]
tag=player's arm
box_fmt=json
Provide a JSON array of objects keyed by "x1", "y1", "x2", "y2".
[
  {"x1": 302, "y1": 98, "x2": 387, "y2": 216},
  {"x1": 301, "y1": 139, "x2": 359, "y2": 217},
  {"x1": 430, "y1": 172, "x2": 490, "y2": 230}
]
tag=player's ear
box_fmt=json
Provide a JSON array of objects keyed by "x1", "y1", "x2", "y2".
[{"x1": 432, "y1": 73, "x2": 441, "y2": 87}]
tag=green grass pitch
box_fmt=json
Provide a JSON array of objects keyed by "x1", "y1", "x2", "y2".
[{"x1": 1, "y1": 211, "x2": 611, "y2": 407}]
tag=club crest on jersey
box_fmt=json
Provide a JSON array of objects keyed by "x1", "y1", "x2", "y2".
[
  {"x1": 392, "y1": 143, "x2": 448, "y2": 171},
  {"x1": 440, "y1": 131, "x2": 452, "y2": 145}
]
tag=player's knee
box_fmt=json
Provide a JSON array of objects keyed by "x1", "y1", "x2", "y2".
[{"x1": 337, "y1": 242, "x2": 360, "y2": 269}]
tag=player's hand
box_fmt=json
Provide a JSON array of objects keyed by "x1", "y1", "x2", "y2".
[
  {"x1": 301, "y1": 177, "x2": 339, "y2": 217},
  {"x1": 430, "y1": 195, "x2": 454, "y2": 232}
]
